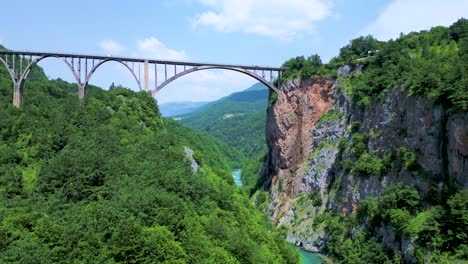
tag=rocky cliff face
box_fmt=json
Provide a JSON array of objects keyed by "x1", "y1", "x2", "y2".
[{"x1": 262, "y1": 76, "x2": 468, "y2": 252}]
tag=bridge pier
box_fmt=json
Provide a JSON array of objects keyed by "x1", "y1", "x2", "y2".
[
  {"x1": 78, "y1": 84, "x2": 85, "y2": 99},
  {"x1": 13, "y1": 82, "x2": 22, "y2": 107},
  {"x1": 1, "y1": 50, "x2": 285, "y2": 107}
]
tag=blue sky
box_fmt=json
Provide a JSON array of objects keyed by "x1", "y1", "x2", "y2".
[{"x1": 1, "y1": 0, "x2": 466, "y2": 103}]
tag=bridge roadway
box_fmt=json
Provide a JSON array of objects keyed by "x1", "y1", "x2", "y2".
[{"x1": 0, "y1": 49, "x2": 285, "y2": 106}]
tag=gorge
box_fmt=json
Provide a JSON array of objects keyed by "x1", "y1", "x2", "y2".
[
  {"x1": 0, "y1": 16, "x2": 467, "y2": 264},
  {"x1": 256, "y1": 19, "x2": 468, "y2": 263}
]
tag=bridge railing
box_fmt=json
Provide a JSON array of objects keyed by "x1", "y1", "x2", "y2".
[
  {"x1": 0, "y1": 50, "x2": 286, "y2": 71},
  {"x1": 0, "y1": 49, "x2": 286, "y2": 107}
]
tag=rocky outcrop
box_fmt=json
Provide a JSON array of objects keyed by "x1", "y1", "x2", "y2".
[
  {"x1": 262, "y1": 76, "x2": 468, "y2": 253},
  {"x1": 183, "y1": 146, "x2": 199, "y2": 173},
  {"x1": 262, "y1": 77, "x2": 335, "y2": 217},
  {"x1": 446, "y1": 113, "x2": 468, "y2": 187}
]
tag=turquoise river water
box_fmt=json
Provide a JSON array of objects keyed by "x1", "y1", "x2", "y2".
[
  {"x1": 232, "y1": 169, "x2": 242, "y2": 186},
  {"x1": 297, "y1": 247, "x2": 322, "y2": 264}
]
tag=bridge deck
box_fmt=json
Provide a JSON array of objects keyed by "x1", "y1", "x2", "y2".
[{"x1": 0, "y1": 50, "x2": 285, "y2": 71}]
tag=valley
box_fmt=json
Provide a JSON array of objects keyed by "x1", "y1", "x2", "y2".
[{"x1": 0, "y1": 13, "x2": 467, "y2": 264}]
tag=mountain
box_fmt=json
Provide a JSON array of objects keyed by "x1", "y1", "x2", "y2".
[
  {"x1": 258, "y1": 19, "x2": 468, "y2": 263},
  {"x1": 245, "y1": 82, "x2": 269, "y2": 91},
  {"x1": 192, "y1": 82, "x2": 269, "y2": 111},
  {"x1": 178, "y1": 83, "x2": 269, "y2": 160},
  {"x1": 0, "y1": 50, "x2": 299, "y2": 263},
  {"x1": 159, "y1": 101, "x2": 208, "y2": 117},
  {"x1": 176, "y1": 83, "x2": 270, "y2": 190}
]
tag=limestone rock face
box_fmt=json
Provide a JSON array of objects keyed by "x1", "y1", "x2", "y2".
[
  {"x1": 446, "y1": 113, "x2": 468, "y2": 187},
  {"x1": 262, "y1": 77, "x2": 468, "y2": 254},
  {"x1": 262, "y1": 77, "x2": 335, "y2": 220},
  {"x1": 263, "y1": 77, "x2": 335, "y2": 188}
]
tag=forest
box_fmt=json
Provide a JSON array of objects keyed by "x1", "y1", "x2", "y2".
[
  {"x1": 0, "y1": 46, "x2": 299, "y2": 263},
  {"x1": 280, "y1": 18, "x2": 468, "y2": 112}
]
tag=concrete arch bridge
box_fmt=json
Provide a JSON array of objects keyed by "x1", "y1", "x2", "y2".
[{"x1": 0, "y1": 50, "x2": 285, "y2": 106}]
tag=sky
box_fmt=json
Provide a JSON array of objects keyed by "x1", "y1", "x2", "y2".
[{"x1": 1, "y1": 0, "x2": 467, "y2": 104}]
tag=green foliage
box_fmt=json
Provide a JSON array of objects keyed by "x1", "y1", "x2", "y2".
[
  {"x1": 379, "y1": 183, "x2": 422, "y2": 214},
  {"x1": 241, "y1": 153, "x2": 266, "y2": 193},
  {"x1": 316, "y1": 109, "x2": 343, "y2": 126},
  {"x1": 180, "y1": 88, "x2": 268, "y2": 160},
  {"x1": 308, "y1": 192, "x2": 323, "y2": 207},
  {"x1": 353, "y1": 153, "x2": 384, "y2": 176},
  {"x1": 396, "y1": 147, "x2": 418, "y2": 170},
  {"x1": 317, "y1": 213, "x2": 390, "y2": 264},
  {"x1": 334, "y1": 19, "x2": 468, "y2": 111},
  {"x1": 178, "y1": 85, "x2": 272, "y2": 193},
  {"x1": 0, "y1": 58, "x2": 299, "y2": 263},
  {"x1": 350, "y1": 132, "x2": 368, "y2": 158},
  {"x1": 339, "y1": 158, "x2": 353, "y2": 173},
  {"x1": 339, "y1": 35, "x2": 382, "y2": 62},
  {"x1": 269, "y1": 89, "x2": 278, "y2": 103},
  {"x1": 446, "y1": 189, "x2": 468, "y2": 249},
  {"x1": 326, "y1": 185, "x2": 467, "y2": 262},
  {"x1": 350, "y1": 121, "x2": 361, "y2": 132},
  {"x1": 281, "y1": 54, "x2": 324, "y2": 81},
  {"x1": 337, "y1": 137, "x2": 348, "y2": 152}
]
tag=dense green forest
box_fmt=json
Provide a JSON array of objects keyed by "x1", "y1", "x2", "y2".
[
  {"x1": 179, "y1": 83, "x2": 269, "y2": 191},
  {"x1": 279, "y1": 18, "x2": 468, "y2": 112},
  {"x1": 179, "y1": 83, "x2": 268, "y2": 159},
  {"x1": 268, "y1": 19, "x2": 468, "y2": 263},
  {"x1": 0, "y1": 47, "x2": 299, "y2": 263}
]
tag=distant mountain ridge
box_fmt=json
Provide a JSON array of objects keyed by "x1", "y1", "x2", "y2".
[
  {"x1": 159, "y1": 83, "x2": 267, "y2": 117},
  {"x1": 159, "y1": 101, "x2": 208, "y2": 117}
]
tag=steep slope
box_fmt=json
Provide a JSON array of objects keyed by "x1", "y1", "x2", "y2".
[
  {"x1": 177, "y1": 83, "x2": 271, "y2": 190},
  {"x1": 0, "y1": 54, "x2": 299, "y2": 263},
  {"x1": 259, "y1": 20, "x2": 468, "y2": 263},
  {"x1": 179, "y1": 83, "x2": 269, "y2": 159}
]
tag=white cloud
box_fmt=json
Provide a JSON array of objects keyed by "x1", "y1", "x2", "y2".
[
  {"x1": 136, "y1": 37, "x2": 187, "y2": 60},
  {"x1": 192, "y1": 0, "x2": 333, "y2": 41},
  {"x1": 362, "y1": 0, "x2": 468, "y2": 41},
  {"x1": 98, "y1": 39, "x2": 125, "y2": 55}
]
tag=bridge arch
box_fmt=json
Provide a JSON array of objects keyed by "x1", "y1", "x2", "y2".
[
  {"x1": 83, "y1": 59, "x2": 142, "y2": 91},
  {"x1": 0, "y1": 56, "x2": 18, "y2": 85},
  {"x1": 151, "y1": 65, "x2": 279, "y2": 96},
  {"x1": 1, "y1": 55, "x2": 82, "y2": 90},
  {"x1": 0, "y1": 55, "x2": 84, "y2": 104},
  {"x1": 19, "y1": 55, "x2": 82, "y2": 86},
  {"x1": 0, "y1": 50, "x2": 284, "y2": 107}
]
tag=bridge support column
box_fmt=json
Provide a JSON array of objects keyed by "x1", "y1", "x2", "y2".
[
  {"x1": 144, "y1": 60, "x2": 149, "y2": 92},
  {"x1": 13, "y1": 82, "x2": 22, "y2": 107},
  {"x1": 78, "y1": 84, "x2": 85, "y2": 99}
]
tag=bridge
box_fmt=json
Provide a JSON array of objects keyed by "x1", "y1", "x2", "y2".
[{"x1": 0, "y1": 50, "x2": 285, "y2": 107}]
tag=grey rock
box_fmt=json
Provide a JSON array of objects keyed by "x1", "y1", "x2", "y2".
[
  {"x1": 183, "y1": 146, "x2": 198, "y2": 173},
  {"x1": 337, "y1": 65, "x2": 352, "y2": 76}
]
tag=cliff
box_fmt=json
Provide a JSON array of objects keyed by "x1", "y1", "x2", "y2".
[{"x1": 261, "y1": 75, "x2": 468, "y2": 257}]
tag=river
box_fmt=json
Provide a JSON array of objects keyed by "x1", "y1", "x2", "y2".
[
  {"x1": 232, "y1": 169, "x2": 242, "y2": 186},
  {"x1": 297, "y1": 247, "x2": 322, "y2": 264}
]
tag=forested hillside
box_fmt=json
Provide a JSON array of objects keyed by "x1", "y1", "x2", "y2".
[
  {"x1": 0, "y1": 49, "x2": 299, "y2": 263},
  {"x1": 179, "y1": 83, "x2": 269, "y2": 159},
  {"x1": 178, "y1": 83, "x2": 270, "y2": 190}
]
